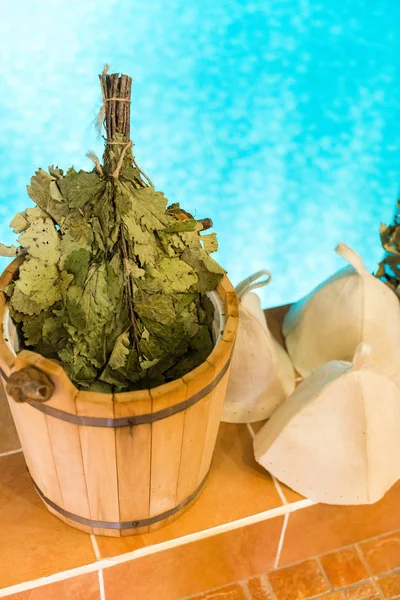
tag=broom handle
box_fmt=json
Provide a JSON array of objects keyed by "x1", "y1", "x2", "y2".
[{"x1": 99, "y1": 71, "x2": 132, "y2": 143}]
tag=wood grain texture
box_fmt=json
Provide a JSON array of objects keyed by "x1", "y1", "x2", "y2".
[
  {"x1": 198, "y1": 368, "x2": 231, "y2": 483},
  {"x1": 76, "y1": 391, "x2": 119, "y2": 536},
  {"x1": 206, "y1": 287, "x2": 237, "y2": 374},
  {"x1": 0, "y1": 378, "x2": 20, "y2": 453},
  {"x1": 114, "y1": 389, "x2": 152, "y2": 536},
  {"x1": 6, "y1": 351, "x2": 64, "y2": 508},
  {"x1": 217, "y1": 275, "x2": 236, "y2": 299},
  {"x1": 0, "y1": 289, "x2": 16, "y2": 378},
  {"x1": 149, "y1": 379, "x2": 187, "y2": 522},
  {"x1": 44, "y1": 503, "x2": 94, "y2": 535},
  {"x1": 177, "y1": 362, "x2": 215, "y2": 503},
  {"x1": 0, "y1": 258, "x2": 29, "y2": 377},
  {"x1": 197, "y1": 279, "x2": 238, "y2": 483},
  {"x1": 222, "y1": 316, "x2": 239, "y2": 345},
  {"x1": 36, "y1": 357, "x2": 92, "y2": 522},
  {"x1": 1, "y1": 259, "x2": 239, "y2": 536},
  {"x1": 207, "y1": 340, "x2": 232, "y2": 374},
  {"x1": 218, "y1": 276, "x2": 239, "y2": 320}
]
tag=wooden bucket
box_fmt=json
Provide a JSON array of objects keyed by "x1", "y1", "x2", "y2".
[{"x1": 0, "y1": 258, "x2": 239, "y2": 536}]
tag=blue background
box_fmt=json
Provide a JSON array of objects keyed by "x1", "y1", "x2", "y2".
[{"x1": 0, "y1": 0, "x2": 399, "y2": 307}]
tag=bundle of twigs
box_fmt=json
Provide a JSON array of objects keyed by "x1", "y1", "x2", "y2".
[{"x1": 0, "y1": 69, "x2": 224, "y2": 391}]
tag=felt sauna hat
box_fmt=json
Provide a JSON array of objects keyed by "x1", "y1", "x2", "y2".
[
  {"x1": 222, "y1": 271, "x2": 295, "y2": 424},
  {"x1": 254, "y1": 344, "x2": 400, "y2": 505},
  {"x1": 282, "y1": 242, "x2": 400, "y2": 385}
]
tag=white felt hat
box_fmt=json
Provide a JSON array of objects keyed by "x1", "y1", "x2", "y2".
[
  {"x1": 222, "y1": 271, "x2": 295, "y2": 423},
  {"x1": 283, "y1": 242, "x2": 400, "y2": 387},
  {"x1": 254, "y1": 343, "x2": 400, "y2": 505}
]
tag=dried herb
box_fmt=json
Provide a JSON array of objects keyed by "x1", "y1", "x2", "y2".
[
  {"x1": 0, "y1": 70, "x2": 224, "y2": 391},
  {"x1": 375, "y1": 203, "x2": 400, "y2": 298}
]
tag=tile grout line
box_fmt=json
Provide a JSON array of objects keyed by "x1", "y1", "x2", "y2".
[
  {"x1": 354, "y1": 543, "x2": 384, "y2": 600},
  {"x1": 177, "y1": 540, "x2": 400, "y2": 600},
  {"x1": 0, "y1": 496, "x2": 315, "y2": 598},
  {"x1": 314, "y1": 556, "x2": 333, "y2": 593},
  {"x1": 2, "y1": 526, "x2": 400, "y2": 599},
  {"x1": 263, "y1": 526, "x2": 400, "y2": 574},
  {"x1": 298, "y1": 576, "x2": 383, "y2": 600},
  {"x1": 98, "y1": 569, "x2": 106, "y2": 600},
  {"x1": 246, "y1": 423, "x2": 256, "y2": 440},
  {"x1": 246, "y1": 423, "x2": 289, "y2": 507},
  {"x1": 0, "y1": 448, "x2": 22, "y2": 458},
  {"x1": 90, "y1": 535, "x2": 102, "y2": 561},
  {"x1": 181, "y1": 579, "x2": 252, "y2": 600},
  {"x1": 240, "y1": 580, "x2": 252, "y2": 600},
  {"x1": 297, "y1": 587, "x2": 349, "y2": 600},
  {"x1": 90, "y1": 534, "x2": 106, "y2": 600},
  {"x1": 261, "y1": 573, "x2": 279, "y2": 600},
  {"x1": 8, "y1": 466, "x2": 400, "y2": 596},
  {"x1": 96, "y1": 497, "x2": 315, "y2": 565},
  {"x1": 274, "y1": 512, "x2": 289, "y2": 569},
  {"x1": 271, "y1": 476, "x2": 288, "y2": 507},
  {"x1": 340, "y1": 579, "x2": 380, "y2": 598},
  {"x1": 245, "y1": 417, "x2": 259, "y2": 498},
  {"x1": 0, "y1": 562, "x2": 103, "y2": 598}
]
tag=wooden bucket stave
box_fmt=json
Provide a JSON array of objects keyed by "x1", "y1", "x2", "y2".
[{"x1": 0, "y1": 259, "x2": 238, "y2": 536}]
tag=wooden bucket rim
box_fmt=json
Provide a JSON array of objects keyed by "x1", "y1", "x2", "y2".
[{"x1": 0, "y1": 258, "x2": 238, "y2": 413}]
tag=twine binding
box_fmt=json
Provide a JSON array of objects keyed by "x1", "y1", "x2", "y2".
[
  {"x1": 113, "y1": 141, "x2": 133, "y2": 179},
  {"x1": 97, "y1": 65, "x2": 154, "y2": 185}
]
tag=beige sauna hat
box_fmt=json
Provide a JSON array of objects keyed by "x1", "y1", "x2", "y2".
[
  {"x1": 222, "y1": 271, "x2": 295, "y2": 424},
  {"x1": 254, "y1": 343, "x2": 400, "y2": 505},
  {"x1": 283, "y1": 242, "x2": 400, "y2": 386}
]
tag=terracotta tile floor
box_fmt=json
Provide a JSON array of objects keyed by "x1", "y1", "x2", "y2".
[
  {"x1": 0, "y1": 383, "x2": 288, "y2": 598},
  {"x1": 178, "y1": 536, "x2": 400, "y2": 599},
  {"x1": 0, "y1": 452, "x2": 97, "y2": 588},
  {"x1": 7, "y1": 574, "x2": 101, "y2": 600},
  {"x1": 3, "y1": 397, "x2": 400, "y2": 600},
  {"x1": 96, "y1": 420, "x2": 286, "y2": 558},
  {"x1": 1, "y1": 305, "x2": 400, "y2": 599}
]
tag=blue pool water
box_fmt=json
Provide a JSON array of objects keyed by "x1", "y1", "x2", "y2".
[{"x1": 0, "y1": 0, "x2": 399, "y2": 307}]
